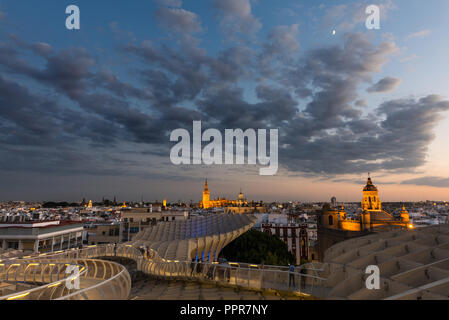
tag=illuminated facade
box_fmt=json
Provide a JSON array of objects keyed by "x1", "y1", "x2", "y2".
[
  {"x1": 321, "y1": 175, "x2": 411, "y2": 232},
  {"x1": 361, "y1": 176, "x2": 381, "y2": 211},
  {"x1": 200, "y1": 180, "x2": 249, "y2": 209}
]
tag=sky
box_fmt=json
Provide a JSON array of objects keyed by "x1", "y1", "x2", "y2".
[{"x1": 0, "y1": 0, "x2": 449, "y2": 203}]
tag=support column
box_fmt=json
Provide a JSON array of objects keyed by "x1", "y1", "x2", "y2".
[
  {"x1": 51, "y1": 236, "x2": 55, "y2": 252},
  {"x1": 60, "y1": 235, "x2": 63, "y2": 250},
  {"x1": 18, "y1": 240, "x2": 23, "y2": 251},
  {"x1": 119, "y1": 223, "x2": 123, "y2": 243},
  {"x1": 2, "y1": 239, "x2": 7, "y2": 250},
  {"x1": 33, "y1": 240, "x2": 39, "y2": 253},
  {"x1": 68, "y1": 232, "x2": 71, "y2": 249}
]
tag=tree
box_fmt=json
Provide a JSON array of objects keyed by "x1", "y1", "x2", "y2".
[{"x1": 220, "y1": 229, "x2": 295, "y2": 266}]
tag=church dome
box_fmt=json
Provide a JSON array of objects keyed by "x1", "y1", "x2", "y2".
[{"x1": 363, "y1": 177, "x2": 378, "y2": 191}]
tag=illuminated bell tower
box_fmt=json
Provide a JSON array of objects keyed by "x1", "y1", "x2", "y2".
[
  {"x1": 400, "y1": 204, "x2": 410, "y2": 223},
  {"x1": 362, "y1": 174, "x2": 382, "y2": 211},
  {"x1": 202, "y1": 180, "x2": 210, "y2": 209}
]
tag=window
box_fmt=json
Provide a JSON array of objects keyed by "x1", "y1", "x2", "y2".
[
  {"x1": 329, "y1": 215, "x2": 333, "y2": 226},
  {"x1": 8, "y1": 242, "x2": 19, "y2": 250}
]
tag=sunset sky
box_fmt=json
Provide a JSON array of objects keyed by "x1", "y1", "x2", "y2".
[{"x1": 0, "y1": 0, "x2": 449, "y2": 202}]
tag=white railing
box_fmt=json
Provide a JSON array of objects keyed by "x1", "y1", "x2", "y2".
[
  {"x1": 0, "y1": 243, "x2": 328, "y2": 299},
  {"x1": 0, "y1": 261, "x2": 88, "y2": 300},
  {"x1": 0, "y1": 248, "x2": 132, "y2": 300}
]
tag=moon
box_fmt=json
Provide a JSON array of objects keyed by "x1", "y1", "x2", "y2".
[{"x1": 332, "y1": 30, "x2": 336, "y2": 35}]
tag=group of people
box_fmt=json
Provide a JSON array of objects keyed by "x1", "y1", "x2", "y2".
[
  {"x1": 190, "y1": 258, "x2": 203, "y2": 277},
  {"x1": 138, "y1": 245, "x2": 153, "y2": 260},
  {"x1": 108, "y1": 242, "x2": 305, "y2": 292},
  {"x1": 188, "y1": 258, "x2": 234, "y2": 283},
  {"x1": 289, "y1": 264, "x2": 308, "y2": 290}
]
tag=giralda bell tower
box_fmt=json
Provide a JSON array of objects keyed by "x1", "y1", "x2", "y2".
[{"x1": 202, "y1": 179, "x2": 210, "y2": 209}]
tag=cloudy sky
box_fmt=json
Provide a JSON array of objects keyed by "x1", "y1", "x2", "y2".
[{"x1": 0, "y1": 0, "x2": 449, "y2": 203}]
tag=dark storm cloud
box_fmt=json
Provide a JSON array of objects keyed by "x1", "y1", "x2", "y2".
[
  {"x1": 213, "y1": 0, "x2": 262, "y2": 38},
  {"x1": 280, "y1": 94, "x2": 449, "y2": 175},
  {"x1": 264, "y1": 24, "x2": 300, "y2": 58},
  {"x1": 93, "y1": 70, "x2": 152, "y2": 100},
  {"x1": 8, "y1": 34, "x2": 53, "y2": 57},
  {"x1": 401, "y1": 176, "x2": 449, "y2": 188},
  {"x1": 0, "y1": 19, "x2": 448, "y2": 180},
  {"x1": 274, "y1": 33, "x2": 448, "y2": 175},
  {"x1": 197, "y1": 84, "x2": 298, "y2": 130},
  {"x1": 367, "y1": 77, "x2": 401, "y2": 93},
  {"x1": 355, "y1": 99, "x2": 368, "y2": 107},
  {"x1": 0, "y1": 75, "x2": 65, "y2": 146}
]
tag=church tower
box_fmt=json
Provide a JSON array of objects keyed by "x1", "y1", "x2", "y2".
[
  {"x1": 400, "y1": 204, "x2": 410, "y2": 223},
  {"x1": 362, "y1": 175, "x2": 382, "y2": 211},
  {"x1": 202, "y1": 180, "x2": 210, "y2": 209}
]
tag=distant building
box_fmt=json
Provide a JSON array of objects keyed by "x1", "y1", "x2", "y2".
[
  {"x1": 200, "y1": 180, "x2": 266, "y2": 213},
  {"x1": 120, "y1": 207, "x2": 161, "y2": 242},
  {"x1": 331, "y1": 196, "x2": 337, "y2": 207},
  {"x1": 262, "y1": 223, "x2": 309, "y2": 265},
  {"x1": 200, "y1": 180, "x2": 248, "y2": 209},
  {"x1": 119, "y1": 208, "x2": 188, "y2": 242},
  {"x1": 318, "y1": 175, "x2": 412, "y2": 261},
  {"x1": 85, "y1": 223, "x2": 120, "y2": 245},
  {"x1": 321, "y1": 175, "x2": 411, "y2": 232},
  {"x1": 0, "y1": 220, "x2": 83, "y2": 253}
]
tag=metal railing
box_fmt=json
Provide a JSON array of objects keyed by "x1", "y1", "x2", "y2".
[
  {"x1": 0, "y1": 248, "x2": 132, "y2": 300},
  {"x1": 137, "y1": 259, "x2": 327, "y2": 298},
  {"x1": 0, "y1": 261, "x2": 87, "y2": 300},
  {"x1": 0, "y1": 244, "x2": 328, "y2": 299}
]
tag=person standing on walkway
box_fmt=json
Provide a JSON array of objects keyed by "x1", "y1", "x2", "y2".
[
  {"x1": 289, "y1": 264, "x2": 296, "y2": 289},
  {"x1": 300, "y1": 266, "x2": 307, "y2": 290},
  {"x1": 142, "y1": 245, "x2": 147, "y2": 259},
  {"x1": 197, "y1": 259, "x2": 203, "y2": 277},
  {"x1": 190, "y1": 258, "x2": 196, "y2": 277}
]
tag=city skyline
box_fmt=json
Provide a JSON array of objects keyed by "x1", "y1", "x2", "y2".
[{"x1": 1, "y1": 0, "x2": 449, "y2": 202}]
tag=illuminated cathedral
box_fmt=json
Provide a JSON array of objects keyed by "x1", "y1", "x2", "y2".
[
  {"x1": 321, "y1": 175, "x2": 412, "y2": 232},
  {"x1": 200, "y1": 180, "x2": 248, "y2": 209}
]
